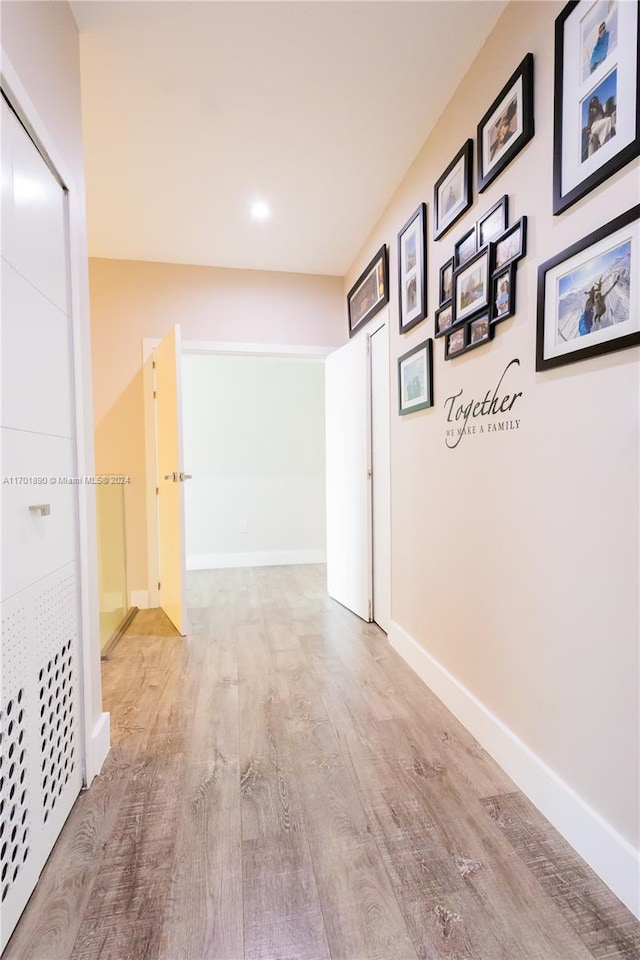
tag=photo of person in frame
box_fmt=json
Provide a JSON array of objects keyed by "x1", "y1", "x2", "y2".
[
  {"x1": 495, "y1": 275, "x2": 510, "y2": 317},
  {"x1": 448, "y1": 328, "x2": 465, "y2": 354},
  {"x1": 581, "y1": 69, "x2": 617, "y2": 162},
  {"x1": 581, "y1": 0, "x2": 617, "y2": 81},
  {"x1": 442, "y1": 264, "x2": 453, "y2": 302},
  {"x1": 556, "y1": 238, "x2": 630, "y2": 343},
  {"x1": 470, "y1": 317, "x2": 489, "y2": 343},
  {"x1": 488, "y1": 95, "x2": 518, "y2": 163}
]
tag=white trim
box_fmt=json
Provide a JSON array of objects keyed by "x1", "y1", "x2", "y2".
[
  {"x1": 130, "y1": 590, "x2": 150, "y2": 609},
  {"x1": 142, "y1": 338, "x2": 160, "y2": 608},
  {"x1": 187, "y1": 549, "x2": 326, "y2": 570},
  {"x1": 388, "y1": 620, "x2": 640, "y2": 918},
  {"x1": 183, "y1": 340, "x2": 333, "y2": 358},
  {"x1": 91, "y1": 712, "x2": 110, "y2": 777},
  {"x1": 1, "y1": 53, "x2": 107, "y2": 785}
]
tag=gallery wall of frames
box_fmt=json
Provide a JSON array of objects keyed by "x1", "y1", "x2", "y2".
[{"x1": 341, "y1": 0, "x2": 640, "y2": 918}]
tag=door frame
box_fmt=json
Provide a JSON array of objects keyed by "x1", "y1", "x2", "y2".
[
  {"x1": 142, "y1": 338, "x2": 332, "y2": 609},
  {"x1": 1, "y1": 53, "x2": 106, "y2": 783}
]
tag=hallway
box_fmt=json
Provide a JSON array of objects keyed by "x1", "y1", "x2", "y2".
[{"x1": 5, "y1": 566, "x2": 639, "y2": 960}]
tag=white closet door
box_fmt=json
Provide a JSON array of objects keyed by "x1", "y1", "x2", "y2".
[
  {"x1": 370, "y1": 323, "x2": 391, "y2": 633},
  {"x1": 1, "y1": 96, "x2": 83, "y2": 951},
  {"x1": 325, "y1": 334, "x2": 372, "y2": 621}
]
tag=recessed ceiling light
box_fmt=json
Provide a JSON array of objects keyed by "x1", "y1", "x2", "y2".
[{"x1": 251, "y1": 200, "x2": 270, "y2": 221}]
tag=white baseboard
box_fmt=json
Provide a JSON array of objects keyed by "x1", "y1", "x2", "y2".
[
  {"x1": 187, "y1": 549, "x2": 327, "y2": 570},
  {"x1": 389, "y1": 620, "x2": 640, "y2": 919},
  {"x1": 89, "y1": 711, "x2": 110, "y2": 782},
  {"x1": 129, "y1": 590, "x2": 150, "y2": 609}
]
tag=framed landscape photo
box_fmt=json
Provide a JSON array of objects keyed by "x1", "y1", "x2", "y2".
[
  {"x1": 433, "y1": 140, "x2": 473, "y2": 241},
  {"x1": 445, "y1": 326, "x2": 467, "y2": 359},
  {"x1": 493, "y1": 217, "x2": 527, "y2": 271},
  {"x1": 536, "y1": 204, "x2": 639, "y2": 370},
  {"x1": 477, "y1": 195, "x2": 509, "y2": 249},
  {"x1": 398, "y1": 203, "x2": 427, "y2": 333},
  {"x1": 398, "y1": 339, "x2": 433, "y2": 414},
  {"x1": 477, "y1": 53, "x2": 534, "y2": 193},
  {"x1": 454, "y1": 226, "x2": 477, "y2": 268},
  {"x1": 491, "y1": 264, "x2": 516, "y2": 322},
  {"x1": 435, "y1": 302, "x2": 454, "y2": 338},
  {"x1": 453, "y1": 247, "x2": 490, "y2": 324},
  {"x1": 439, "y1": 257, "x2": 454, "y2": 305},
  {"x1": 348, "y1": 245, "x2": 389, "y2": 337},
  {"x1": 553, "y1": 0, "x2": 640, "y2": 215}
]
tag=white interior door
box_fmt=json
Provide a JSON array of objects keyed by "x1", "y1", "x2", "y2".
[
  {"x1": 325, "y1": 334, "x2": 372, "y2": 621},
  {"x1": 370, "y1": 322, "x2": 391, "y2": 633},
  {"x1": 1, "y1": 94, "x2": 83, "y2": 951},
  {"x1": 154, "y1": 325, "x2": 187, "y2": 635}
]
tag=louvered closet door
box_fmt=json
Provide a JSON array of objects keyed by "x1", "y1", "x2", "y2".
[{"x1": 0, "y1": 95, "x2": 83, "y2": 951}]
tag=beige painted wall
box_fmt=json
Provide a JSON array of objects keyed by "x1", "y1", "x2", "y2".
[
  {"x1": 89, "y1": 257, "x2": 344, "y2": 593},
  {"x1": 2, "y1": 2, "x2": 105, "y2": 737},
  {"x1": 345, "y1": 1, "x2": 639, "y2": 848}
]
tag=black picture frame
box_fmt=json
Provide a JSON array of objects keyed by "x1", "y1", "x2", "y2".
[
  {"x1": 444, "y1": 325, "x2": 467, "y2": 359},
  {"x1": 439, "y1": 257, "x2": 454, "y2": 305},
  {"x1": 492, "y1": 216, "x2": 527, "y2": 272},
  {"x1": 433, "y1": 140, "x2": 474, "y2": 241},
  {"x1": 397, "y1": 204, "x2": 428, "y2": 334},
  {"x1": 477, "y1": 194, "x2": 509, "y2": 249},
  {"x1": 553, "y1": 1, "x2": 640, "y2": 215},
  {"x1": 454, "y1": 226, "x2": 477, "y2": 269},
  {"x1": 435, "y1": 302, "x2": 454, "y2": 338},
  {"x1": 491, "y1": 264, "x2": 516, "y2": 323},
  {"x1": 467, "y1": 313, "x2": 494, "y2": 351},
  {"x1": 536, "y1": 204, "x2": 639, "y2": 371},
  {"x1": 398, "y1": 338, "x2": 434, "y2": 414},
  {"x1": 347, "y1": 245, "x2": 389, "y2": 338},
  {"x1": 453, "y1": 247, "x2": 490, "y2": 325},
  {"x1": 477, "y1": 53, "x2": 535, "y2": 193}
]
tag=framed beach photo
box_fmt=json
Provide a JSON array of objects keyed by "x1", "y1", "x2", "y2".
[
  {"x1": 445, "y1": 326, "x2": 467, "y2": 360},
  {"x1": 453, "y1": 247, "x2": 490, "y2": 324},
  {"x1": 536, "y1": 205, "x2": 639, "y2": 370},
  {"x1": 493, "y1": 217, "x2": 527, "y2": 271},
  {"x1": 435, "y1": 302, "x2": 454, "y2": 338},
  {"x1": 398, "y1": 203, "x2": 427, "y2": 334},
  {"x1": 477, "y1": 195, "x2": 509, "y2": 249},
  {"x1": 477, "y1": 53, "x2": 534, "y2": 193},
  {"x1": 454, "y1": 226, "x2": 477, "y2": 269},
  {"x1": 347, "y1": 245, "x2": 389, "y2": 337},
  {"x1": 439, "y1": 257, "x2": 454, "y2": 305},
  {"x1": 433, "y1": 140, "x2": 473, "y2": 241},
  {"x1": 553, "y1": 0, "x2": 640, "y2": 214},
  {"x1": 398, "y1": 339, "x2": 434, "y2": 414},
  {"x1": 491, "y1": 264, "x2": 516, "y2": 323}
]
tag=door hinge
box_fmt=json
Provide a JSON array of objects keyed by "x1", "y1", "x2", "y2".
[
  {"x1": 155, "y1": 486, "x2": 159, "y2": 495},
  {"x1": 152, "y1": 360, "x2": 156, "y2": 369},
  {"x1": 158, "y1": 581, "x2": 161, "y2": 591},
  {"x1": 153, "y1": 390, "x2": 157, "y2": 399}
]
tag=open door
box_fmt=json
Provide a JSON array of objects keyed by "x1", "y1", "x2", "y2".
[
  {"x1": 154, "y1": 325, "x2": 188, "y2": 634},
  {"x1": 325, "y1": 334, "x2": 372, "y2": 621}
]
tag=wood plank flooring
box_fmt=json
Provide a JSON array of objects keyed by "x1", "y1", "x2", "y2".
[{"x1": 5, "y1": 565, "x2": 639, "y2": 960}]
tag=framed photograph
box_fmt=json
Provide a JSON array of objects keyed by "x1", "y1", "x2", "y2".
[
  {"x1": 493, "y1": 217, "x2": 527, "y2": 271},
  {"x1": 398, "y1": 339, "x2": 434, "y2": 414},
  {"x1": 445, "y1": 326, "x2": 467, "y2": 360},
  {"x1": 398, "y1": 203, "x2": 427, "y2": 333},
  {"x1": 491, "y1": 265, "x2": 516, "y2": 322},
  {"x1": 477, "y1": 53, "x2": 535, "y2": 193},
  {"x1": 454, "y1": 226, "x2": 477, "y2": 268},
  {"x1": 468, "y1": 314, "x2": 494, "y2": 350},
  {"x1": 435, "y1": 302, "x2": 454, "y2": 338},
  {"x1": 433, "y1": 140, "x2": 473, "y2": 241},
  {"x1": 348, "y1": 245, "x2": 389, "y2": 338},
  {"x1": 439, "y1": 258, "x2": 454, "y2": 305},
  {"x1": 536, "y1": 204, "x2": 639, "y2": 371},
  {"x1": 453, "y1": 248, "x2": 490, "y2": 324},
  {"x1": 477, "y1": 195, "x2": 509, "y2": 249},
  {"x1": 553, "y1": 0, "x2": 640, "y2": 215}
]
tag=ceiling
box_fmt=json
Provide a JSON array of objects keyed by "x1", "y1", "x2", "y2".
[{"x1": 71, "y1": 1, "x2": 507, "y2": 277}]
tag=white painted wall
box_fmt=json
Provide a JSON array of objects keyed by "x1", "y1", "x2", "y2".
[{"x1": 182, "y1": 353, "x2": 326, "y2": 569}]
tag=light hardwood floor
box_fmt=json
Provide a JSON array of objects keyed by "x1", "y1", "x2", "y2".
[{"x1": 5, "y1": 565, "x2": 640, "y2": 959}]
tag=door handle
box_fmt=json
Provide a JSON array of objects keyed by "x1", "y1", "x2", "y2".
[
  {"x1": 29, "y1": 504, "x2": 51, "y2": 516},
  {"x1": 163, "y1": 472, "x2": 192, "y2": 482}
]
